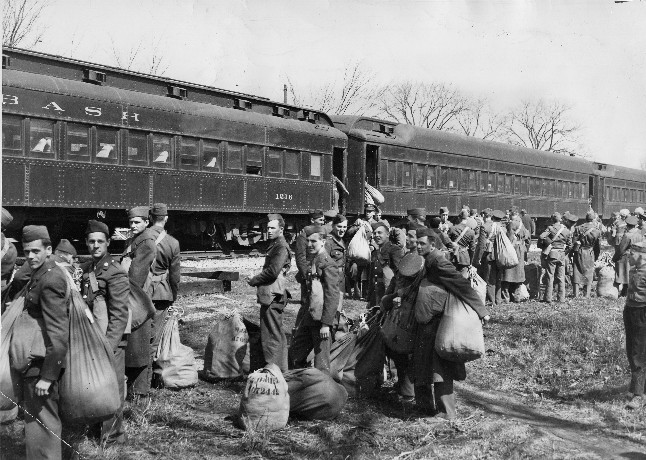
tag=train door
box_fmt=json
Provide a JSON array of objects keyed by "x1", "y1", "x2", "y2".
[
  {"x1": 365, "y1": 145, "x2": 379, "y2": 186},
  {"x1": 333, "y1": 147, "x2": 347, "y2": 214},
  {"x1": 589, "y1": 175, "x2": 601, "y2": 216}
]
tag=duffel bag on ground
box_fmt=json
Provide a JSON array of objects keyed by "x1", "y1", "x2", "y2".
[
  {"x1": 155, "y1": 308, "x2": 198, "y2": 389},
  {"x1": 284, "y1": 368, "x2": 347, "y2": 420},
  {"x1": 238, "y1": 363, "x2": 289, "y2": 431},
  {"x1": 203, "y1": 310, "x2": 249, "y2": 380}
]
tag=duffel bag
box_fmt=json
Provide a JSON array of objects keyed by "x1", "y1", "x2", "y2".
[
  {"x1": 284, "y1": 368, "x2": 348, "y2": 420},
  {"x1": 238, "y1": 364, "x2": 289, "y2": 431},
  {"x1": 203, "y1": 310, "x2": 249, "y2": 380},
  {"x1": 435, "y1": 292, "x2": 485, "y2": 363}
]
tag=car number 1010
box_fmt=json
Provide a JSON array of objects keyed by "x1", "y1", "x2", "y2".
[{"x1": 275, "y1": 193, "x2": 293, "y2": 200}]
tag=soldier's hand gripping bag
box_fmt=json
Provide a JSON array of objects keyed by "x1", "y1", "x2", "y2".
[
  {"x1": 435, "y1": 292, "x2": 485, "y2": 363},
  {"x1": 155, "y1": 309, "x2": 198, "y2": 389},
  {"x1": 1, "y1": 289, "x2": 25, "y2": 416},
  {"x1": 128, "y1": 280, "x2": 156, "y2": 330},
  {"x1": 60, "y1": 278, "x2": 121, "y2": 424},
  {"x1": 237, "y1": 363, "x2": 289, "y2": 431},
  {"x1": 203, "y1": 310, "x2": 249, "y2": 380},
  {"x1": 284, "y1": 368, "x2": 348, "y2": 420}
]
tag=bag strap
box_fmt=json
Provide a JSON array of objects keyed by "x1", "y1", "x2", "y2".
[
  {"x1": 455, "y1": 226, "x2": 469, "y2": 246},
  {"x1": 1, "y1": 236, "x2": 9, "y2": 259},
  {"x1": 552, "y1": 225, "x2": 565, "y2": 241},
  {"x1": 155, "y1": 230, "x2": 167, "y2": 246}
]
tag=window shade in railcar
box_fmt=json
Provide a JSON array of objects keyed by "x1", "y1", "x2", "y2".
[
  {"x1": 284, "y1": 150, "x2": 300, "y2": 178},
  {"x1": 127, "y1": 132, "x2": 148, "y2": 165},
  {"x1": 152, "y1": 135, "x2": 172, "y2": 168},
  {"x1": 96, "y1": 127, "x2": 118, "y2": 163},
  {"x1": 246, "y1": 145, "x2": 263, "y2": 175},
  {"x1": 227, "y1": 143, "x2": 244, "y2": 173},
  {"x1": 66, "y1": 124, "x2": 90, "y2": 162},
  {"x1": 29, "y1": 119, "x2": 55, "y2": 159},
  {"x1": 202, "y1": 140, "x2": 221, "y2": 171},
  {"x1": 310, "y1": 153, "x2": 322, "y2": 180},
  {"x1": 2, "y1": 115, "x2": 22, "y2": 153}
]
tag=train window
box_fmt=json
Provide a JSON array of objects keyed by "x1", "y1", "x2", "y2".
[
  {"x1": 504, "y1": 175, "x2": 511, "y2": 194},
  {"x1": 179, "y1": 138, "x2": 198, "y2": 170},
  {"x1": 520, "y1": 176, "x2": 528, "y2": 195},
  {"x1": 284, "y1": 150, "x2": 300, "y2": 177},
  {"x1": 448, "y1": 168, "x2": 457, "y2": 189},
  {"x1": 127, "y1": 132, "x2": 148, "y2": 165},
  {"x1": 152, "y1": 135, "x2": 172, "y2": 168},
  {"x1": 202, "y1": 140, "x2": 221, "y2": 171},
  {"x1": 468, "y1": 171, "x2": 477, "y2": 191},
  {"x1": 605, "y1": 186, "x2": 610, "y2": 201},
  {"x1": 380, "y1": 160, "x2": 388, "y2": 185},
  {"x1": 246, "y1": 145, "x2": 263, "y2": 175},
  {"x1": 479, "y1": 172, "x2": 487, "y2": 192},
  {"x1": 427, "y1": 166, "x2": 436, "y2": 188},
  {"x1": 623, "y1": 188, "x2": 628, "y2": 202},
  {"x1": 459, "y1": 170, "x2": 468, "y2": 190},
  {"x1": 267, "y1": 149, "x2": 283, "y2": 176},
  {"x1": 29, "y1": 119, "x2": 56, "y2": 159},
  {"x1": 387, "y1": 161, "x2": 396, "y2": 186},
  {"x1": 95, "y1": 128, "x2": 118, "y2": 163},
  {"x1": 402, "y1": 163, "x2": 412, "y2": 187},
  {"x1": 227, "y1": 143, "x2": 243, "y2": 173},
  {"x1": 496, "y1": 174, "x2": 504, "y2": 193},
  {"x1": 439, "y1": 167, "x2": 448, "y2": 189},
  {"x1": 416, "y1": 164, "x2": 425, "y2": 188},
  {"x1": 310, "y1": 153, "x2": 322, "y2": 180},
  {"x1": 66, "y1": 124, "x2": 90, "y2": 162},
  {"x1": 2, "y1": 115, "x2": 23, "y2": 155}
]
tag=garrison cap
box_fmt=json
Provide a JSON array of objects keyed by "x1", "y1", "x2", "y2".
[
  {"x1": 304, "y1": 225, "x2": 326, "y2": 237},
  {"x1": 439, "y1": 206, "x2": 449, "y2": 214},
  {"x1": 565, "y1": 213, "x2": 578, "y2": 223},
  {"x1": 55, "y1": 239, "x2": 77, "y2": 257},
  {"x1": 371, "y1": 221, "x2": 389, "y2": 232},
  {"x1": 491, "y1": 210, "x2": 505, "y2": 220},
  {"x1": 398, "y1": 253, "x2": 424, "y2": 277},
  {"x1": 364, "y1": 203, "x2": 376, "y2": 212},
  {"x1": 309, "y1": 209, "x2": 324, "y2": 219},
  {"x1": 620, "y1": 209, "x2": 630, "y2": 217},
  {"x1": 635, "y1": 207, "x2": 645, "y2": 217},
  {"x1": 22, "y1": 225, "x2": 50, "y2": 243},
  {"x1": 128, "y1": 206, "x2": 150, "y2": 219},
  {"x1": 626, "y1": 215, "x2": 639, "y2": 226},
  {"x1": 86, "y1": 219, "x2": 110, "y2": 237},
  {"x1": 1, "y1": 208, "x2": 13, "y2": 228},
  {"x1": 416, "y1": 227, "x2": 434, "y2": 239},
  {"x1": 324, "y1": 209, "x2": 338, "y2": 218},
  {"x1": 407, "y1": 208, "x2": 426, "y2": 218},
  {"x1": 482, "y1": 208, "x2": 493, "y2": 216},
  {"x1": 332, "y1": 214, "x2": 347, "y2": 224},
  {"x1": 151, "y1": 203, "x2": 168, "y2": 216}
]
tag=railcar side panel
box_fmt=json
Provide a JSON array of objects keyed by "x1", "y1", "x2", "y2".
[{"x1": 1, "y1": 161, "x2": 25, "y2": 205}]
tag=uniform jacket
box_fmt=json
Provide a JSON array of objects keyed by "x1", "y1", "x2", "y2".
[
  {"x1": 609, "y1": 220, "x2": 627, "y2": 247},
  {"x1": 614, "y1": 227, "x2": 643, "y2": 263},
  {"x1": 573, "y1": 222, "x2": 601, "y2": 250},
  {"x1": 447, "y1": 222, "x2": 476, "y2": 266},
  {"x1": 429, "y1": 227, "x2": 451, "y2": 250},
  {"x1": 1, "y1": 233, "x2": 17, "y2": 285},
  {"x1": 520, "y1": 214, "x2": 536, "y2": 236},
  {"x1": 302, "y1": 249, "x2": 340, "y2": 326},
  {"x1": 23, "y1": 257, "x2": 70, "y2": 380},
  {"x1": 422, "y1": 249, "x2": 489, "y2": 318},
  {"x1": 324, "y1": 234, "x2": 346, "y2": 270},
  {"x1": 249, "y1": 235, "x2": 291, "y2": 287},
  {"x1": 438, "y1": 221, "x2": 453, "y2": 234},
  {"x1": 81, "y1": 254, "x2": 130, "y2": 351},
  {"x1": 474, "y1": 220, "x2": 499, "y2": 264},
  {"x1": 148, "y1": 225, "x2": 181, "y2": 301},
  {"x1": 540, "y1": 223, "x2": 572, "y2": 252},
  {"x1": 123, "y1": 228, "x2": 157, "y2": 288},
  {"x1": 294, "y1": 229, "x2": 311, "y2": 283},
  {"x1": 367, "y1": 241, "x2": 404, "y2": 307}
]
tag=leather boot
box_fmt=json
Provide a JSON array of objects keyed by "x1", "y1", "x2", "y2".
[
  {"x1": 434, "y1": 381, "x2": 457, "y2": 420},
  {"x1": 573, "y1": 284, "x2": 579, "y2": 298}
]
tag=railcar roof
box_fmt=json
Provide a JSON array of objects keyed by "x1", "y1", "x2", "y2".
[
  {"x1": 595, "y1": 163, "x2": 646, "y2": 183},
  {"x1": 3, "y1": 69, "x2": 347, "y2": 144},
  {"x1": 332, "y1": 115, "x2": 594, "y2": 173}
]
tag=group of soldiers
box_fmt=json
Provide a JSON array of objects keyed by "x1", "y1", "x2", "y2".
[{"x1": 1, "y1": 205, "x2": 180, "y2": 459}]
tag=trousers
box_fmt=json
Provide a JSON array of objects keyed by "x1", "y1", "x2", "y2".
[
  {"x1": 385, "y1": 348, "x2": 414, "y2": 397},
  {"x1": 260, "y1": 300, "x2": 288, "y2": 372},
  {"x1": 544, "y1": 256, "x2": 566, "y2": 302},
  {"x1": 624, "y1": 306, "x2": 646, "y2": 396},
  {"x1": 289, "y1": 318, "x2": 332, "y2": 372},
  {"x1": 23, "y1": 376, "x2": 61, "y2": 460}
]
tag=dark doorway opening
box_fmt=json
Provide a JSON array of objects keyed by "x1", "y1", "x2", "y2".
[
  {"x1": 333, "y1": 147, "x2": 346, "y2": 214},
  {"x1": 365, "y1": 145, "x2": 379, "y2": 187}
]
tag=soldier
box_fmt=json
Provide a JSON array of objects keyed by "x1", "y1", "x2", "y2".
[
  {"x1": 324, "y1": 214, "x2": 347, "y2": 310},
  {"x1": 295, "y1": 210, "x2": 326, "y2": 289},
  {"x1": 501, "y1": 217, "x2": 531, "y2": 302},
  {"x1": 540, "y1": 212, "x2": 572, "y2": 304},
  {"x1": 474, "y1": 210, "x2": 505, "y2": 305},
  {"x1": 81, "y1": 220, "x2": 130, "y2": 444},
  {"x1": 122, "y1": 205, "x2": 156, "y2": 398},
  {"x1": 247, "y1": 213, "x2": 291, "y2": 371},
  {"x1": 614, "y1": 215, "x2": 643, "y2": 297},
  {"x1": 635, "y1": 207, "x2": 646, "y2": 236},
  {"x1": 12, "y1": 225, "x2": 70, "y2": 459},
  {"x1": 520, "y1": 209, "x2": 536, "y2": 237},
  {"x1": 1, "y1": 207, "x2": 17, "y2": 288},
  {"x1": 345, "y1": 204, "x2": 376, "y2": 299},
  {"x1": 147, "y1": 203, "x2": 181, "y2": 381},
  {"x1": 53, "y1": 239, "x2": 76, "y2": 265},
  {"x1": 447, "y1": 209, "x2": 477, "y2": 272},
  {"x1": 571, "y1": 211, "x2": 601, "y2": 298},
  {"x1": 438, "y1": 207, "x2": 453, "y2": 234},
  {"x1": 367, "y1": 221, "x2": 405, "y2": 308},
  {"x1": 428, "y1": 217, "x2": 451, "y2": 250},
  {"x1": 289, "y1": 226, "x2": 339, "y2": 372},
  {"x1": 407, "y1": 208, "x2": 426, "y2": 227}
]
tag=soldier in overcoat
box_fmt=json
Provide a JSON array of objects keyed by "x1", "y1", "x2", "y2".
[
  {"x1": 474, "y1": 210, "x2": 505, "y2": 305},
  {"x1": 539, "y1": 212, "x2": 572, "y2": 304},
  {"x1": 81, "y1": 220, "x2": 130, "y2": 444},
  {"x1": 614, "y1": 215, "x2": 643, "y2": 297},
  {"x1": 324, "y1": 214, "x2": 347, "y2": 310},
  {"x1": 501, "y1": 217, "x2": 530, "y2": 301},
  {"x1": 367, "y1": 222, "x2": 404, "y2": 308},
  {"x1": 122, "y1": 205, "x2": 156, "y2": 397},
  {"x1": 571, "y1": 211, "x2": 601, "y2": 298}
]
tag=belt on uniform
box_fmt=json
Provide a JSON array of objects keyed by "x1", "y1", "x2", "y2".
[{"x1": 151, "y1": 270, "x2": 169, "y2": 282}]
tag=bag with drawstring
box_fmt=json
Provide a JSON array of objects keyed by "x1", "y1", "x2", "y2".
[
  {"x1": 347, "y1": 225, "x2": 371, "y2": 263},
  {"x1": 155, "y1": 307, "x2": 198, "y2": 389},
  {"x1": 203, "y1": 310, "x2": 249, "y2": 379},
  {"x1": 238, "y1": 363, "x2": 289, "y2": 431}
]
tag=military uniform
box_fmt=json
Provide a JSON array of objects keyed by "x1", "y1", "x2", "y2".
[
  {"x1": 540, "y1": 223, "x2": 572, "y2": 303},
  {"x1": 475, "y1": 220, "x2": 503, "y2": 305},
  {"x1": 367, "y1": 241, "x2": 404, "y2": 308},
  {"x1": 447, "y1": 222, "x2": 476, "y2": 270},
  {"x1": 248, "y1": 234, "x2": 291, "y2": 371},
  {"x1": 81, "y1": 253, "x2": 129, "y2": 444},
  {"x1": 345, "y1": 219, "x2": 373, "y2": 299},
  {"x1": 614, "y1": 227, "x2": 644, "y2": 288},
  {"x1": 122, "y1": 227, "x2": 156, "y2": 397},
  {"x1": 572, "y1": 221, "x2": 601, "y2": 297},
  {"x1": 324, "y1": 233, "x2": 346, "y2": 308},
  {"x1": 1, "y1": 233, "x2": 17, "y2": 288},
  {"x1": 289, "y1": 248, "x2": 340, "y2": 372}
]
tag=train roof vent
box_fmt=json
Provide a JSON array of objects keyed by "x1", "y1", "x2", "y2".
[
  {"x1": 2, "y1": 54, "x2": 9, "y2": 69},
  {"x1": 377, "y1": 123, "x2": 394, "y2": 135},
  {"x1": 597, "y1": 163, "x2": 607, "y2": 171},
  {"x1": 234, "y1": 98, "x2": 252, "y2": 110},
  {"x1": 273, "y1": 106, "x2": 290, "y2": 118},
  {"x1": 83, "y1": 68, "x2": 107, "y2": 85},
  {"x1": 297, "y1": 110, "x2": 319, "y2": 123},
  {"x1": 167, "y1": 85, "x2": 188, "y2": 99}
]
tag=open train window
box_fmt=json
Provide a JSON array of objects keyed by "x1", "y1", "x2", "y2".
[
  {"x1": 246, "y1": 145, "x2": 263, "y2": 175},
  {"x1": 95, "y1": 127, "x2": 118, "y2": 164},
  {"x1": 66, "y1": 124, "x2": 90, "y2": 162},
  {"x1": 227, "y1": 143, "x2": 243, "y2": 173},
  {"x1": 416, "y1": 165, "x2": 425, "y2": 188},
  {"x1": 28, "y1": 119, "x2": 56, "y2": 159},
  {"x1": 202, "y1": 140, "x2": 221, "y2": 171},
  {"x1": 2, "y1": 115, "x2": 23, "y2": 156},
  {"x1": 179, "y1": 138, "x2": 198, "y2": 170},
  {"x1": 402, "y1": 162, "x2": 412, "y2": 187},
  {"x1": 427, "y1": 166, "x2": 436, "y2": 188},
  {"x1": 448, "y1": 168, "x2": 457, "y2": 189},
  {"x1": 127, "y1": 131, "x2": 148, "y2": 166},
  {"x1": 284, "y1": 150, "x2": 300, "y2": 178},
  {"x1": 152, "y1": 135, "x2": 172, "y2": 168}
]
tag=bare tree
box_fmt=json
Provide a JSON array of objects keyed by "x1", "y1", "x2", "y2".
[
  {"x1": 2, "y1": 0, "x2": 48, "y2": 48},
  {"x1": 287, "y1": 62, "x2": 383, "y2": 115},
  {"x1": 109, "y1": 36, "x2": 169, "y2": 76},
  {"x1": 378, "y1": 81, "x2": 468, "y2": 130},
  {"x1": 455, "y1": 99, "x2": 507, "y2": 140},
  {"x1": 504, "y1": 100, "x2": 580, "y2": 155}
]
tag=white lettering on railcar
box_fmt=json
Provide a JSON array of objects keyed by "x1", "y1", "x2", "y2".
[
  {"x1": 121, "y1": 112, "x2": 140, "y2": 122},
  {"x1": 275, "y1": 194, "x2": 293, "y2": 200},
  {"x1": 85, "y1": 106, "x2": 102, "y2": 117},
  {"x1": 42, "y1": 101, "x2": 65, "y2": 112},
  {"x1": 2, "y1": 94, "x2": 18, "y2": 105}
]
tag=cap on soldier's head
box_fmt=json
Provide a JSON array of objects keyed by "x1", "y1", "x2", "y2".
[
  {"x1": 626, "y1": 215, "x2": 639, "y2": 226},
  {"x1": 151, "y1": 203, "x2": 168, "y2": 216},
  {"x1": 482, "y1": 208, "x2": 493, "y2": 216},
  {"x1": 620, "y1": 209, "x2": 630, "y2": 217},
  {"x1": 466, "y1": 217, "x2": 478, "y2": 230},
  {"x1": 470, "y1": 208, "x2": 478, "y2": 216},
  {"x1": 267, "y1": 213, "x2": 285, "y2": 227},
  {"x1": 521, "y1": 208, "x2": 527, "y2": 214},
  {"x1": 371, "y1": 221, "x2": 389, "y2": 232},
  {"x1": 429, "y1": 217, "x2": 441, "y2": 228},
  {"x1": 364, "y1": 203, "x2": 376, "y2": 212},
  {"x1": 586, "y1": 211, "x2": 596, "y2": 221},
  {"x1": 128, "y1": 206, "x2": 150, "y2": 219},
  {"x1": 552, "y1": 212, "x2": 562, "y2": 222},
  {"x1": 86, "y1": 219, "x2": 110, "y2": 237},
  {"x1": 332, "y1": 214, "x2": 347, "y2": 224},
  {"x1": 509, "y1": 218, "x2": 522, "y2": 232},
  {"x1": 492, "y1": 210, "x2": 505, "y2": 220},
  {"x1": 22, "y1": 225, "x2": 50, "y2": 243},
  {"x1": 566, "y1": 213, "x2": 578, "y2": 223},
  {"x1": 309, "y1": 209, "x2": 324, "y2": 219},
  {"x1": 55, "y1": 239, "x2": 77, "y2": 257},
  {"x1": 439, "y1": 206, "x2": 449, "y2": 215},
  {"x1": 459, "y1": 209, "x2": 469, "y2": 220},
  {"x1": 1, "y1": 207, "x2": 13, "y2": 228},
  {"x1": 635, "y1": 207, "x2": 645, "y2": 217},
  {"x1": 416, "y1": 227, "x2": 434, "y2": 239},
  {"x1": 407, "y1": 208, "x2": 426, "y2": 219},
  {"x1": 304, "y1": 225, "x2": 326, "y2": 238},
  {"x1": 324, "y1": 209, "x2": 337, "y2": 219},
  {"x1": 398, "y1": 253, "x2": 424, "y2": 277}
]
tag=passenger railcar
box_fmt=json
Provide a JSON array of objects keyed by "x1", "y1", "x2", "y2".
[{"x1": 1, "y1": 48, "x2": 347, "y2": 250}]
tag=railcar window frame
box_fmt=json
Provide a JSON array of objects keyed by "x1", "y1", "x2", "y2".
[
  {"x1": 151, "y1": 134, "x2": 173, "y2": 169},
  {"x1": 201, "y1": 139, "x2": 222, "y2": 172},
  {"x1": 459, "y1": 169, "x2": 469, "y2": 191},
  {"x1": 178, "y1": 137, "x2": 199, "y2": 171},
  {"x1": 468, "y1": 170, "x2": 477, "y2": 191},
  {"x1": 246, "y1": 144, "x2": 263, "y2": 176},
  {"x1": 310, "y1": 152, "x2": 322, "y2": 180},
  {"x1": 521, "y1": 176, "x2": 528, "y2": 195},
  {"x1": 284, "y1": 149, "x2": 300, "y2": 178},
  {"x1": 226, "y1": 142, "x2": 244, "y2": 174},
  {"x1": 2, "y1": 114, "x2": 24, "y2": 156},
  {"x1": 415, "y1": 164, "x2": 426, "y2": 188},
  {"x1": 27, "y1": 118, "x2": 57, "y2": 160},
  {"x1": 93, "y1": 126, "x2": 119, "y2": 164},
  {"x1": 266, "y1": 148, "x2": 283, "y2": 177},
  {"x1": 125, "y1": 130, "x2": 149, "y2": 166},
  {"x1": 427, "y1": 166, "x2": 436, "y2": 188},
  {"x1": 402, "y1": 162, "x2": 413, "y2": 187},
  {"x1": 386, "y1": 160, "x2": 396, "y2": 186},
  {"x1": 439, "y1": 166, "x2": 448, "y2": 189},
  {"x1": 65, "y1": 122, "x2": 91, "y2": 163},
  {"x1": 504, "y1": 174, "x2": 512, "y2": 194}
]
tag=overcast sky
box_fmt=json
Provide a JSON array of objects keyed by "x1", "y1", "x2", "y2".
[{"x1": 30, "y1": 0, "x2": 646, "y2": 168}]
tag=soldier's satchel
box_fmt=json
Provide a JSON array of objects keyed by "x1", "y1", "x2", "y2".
[
  {"x1": 1, "y1": 288, "x2": 26, "y2": 412},
  {"x1": 541, "y1": 226, "x2": 564, "y2": 256},
  {"x1": 307, "y1": 262, "x2": 325, "y2": 321},
  {"x1": 128, "y1": 280, "x2": 155, "y2": 330},
  {"x1": 347, "y1": 225, "x2": 371, "y2": 263},
  {"x1": 238, "y1": 363, "x2": 289, "y2": 431},
  {"x1": 256, "y1": 268, "x2": 288, "y2": 305},
  {"x1": 414, "y1": 279, "x2": 448, "y2": 324},
  {"x1": 435, "y1": 292, "x2": 485, "y2": 363},
  {"x1": 495, "y1": 228, "x2": 519, "y2": 269}
]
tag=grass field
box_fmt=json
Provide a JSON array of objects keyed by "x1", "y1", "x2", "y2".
[{"x1": 2, "y1": 255, "x2": 646, "y2": 459}]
